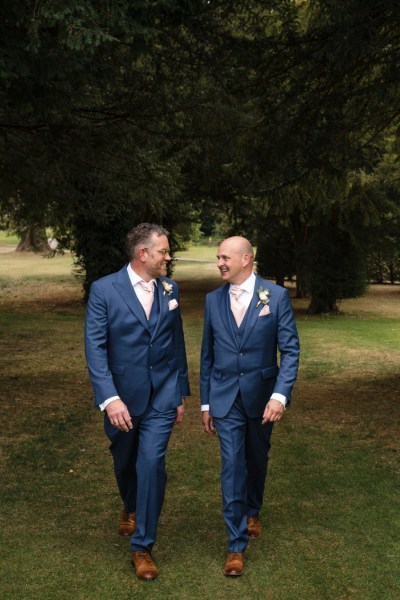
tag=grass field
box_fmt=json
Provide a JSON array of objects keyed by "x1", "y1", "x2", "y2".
[
  {"x1": 0, "y1": 248, "x2": 399, "y2": 599},
  {"x1": 0, "y1": 231, "x2": 19, "y2": 247}
]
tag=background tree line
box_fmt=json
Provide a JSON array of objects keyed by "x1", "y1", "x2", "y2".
[{"x1": 1, "y1": 0, "x2": 400, "y2": 311}]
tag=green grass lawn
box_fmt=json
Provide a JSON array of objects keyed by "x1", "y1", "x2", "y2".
[
  {"x1": 176, "y1": 244, "x2": 219, "y2": 259},
  {"x1": 0, "y1": 250, "x2": 399, "y2": 599},
  {"x1": 0, "y1": 230, "x2": 19, "y2": 245}
]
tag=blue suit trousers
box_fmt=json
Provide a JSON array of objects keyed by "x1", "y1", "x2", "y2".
[
  {"x1": 214, "y1": 394, "x2": 273, "y2": 552},
  {"x1": 106, "y1": 403, "x2": 176, "y2": 553}
]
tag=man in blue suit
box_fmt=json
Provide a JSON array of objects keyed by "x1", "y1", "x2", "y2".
[
  {"x1": 85, "y1": 223, "x2": 190, "y2": 580},
  {"x1": 200, "y1": 236, "x2": 299, "y2": 576}
]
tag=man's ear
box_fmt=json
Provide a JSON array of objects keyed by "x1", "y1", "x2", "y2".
[
  {"x1": 242, "y1": 253, "x2": 251, "y2": 267},
  {"x1": 137, "y1": 247, "x2": 147, "y2": 263}
]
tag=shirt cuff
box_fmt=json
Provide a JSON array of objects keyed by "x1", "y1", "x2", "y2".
[
  {"x1": 201, "y1": 404, "x2": 210, "y2": 412},
  {"x1": 99, "y1": 396, "x2": 120, "y2": 412},
  {"x1": 270, "y1": 393, "x2": 287, "y2": 407}
]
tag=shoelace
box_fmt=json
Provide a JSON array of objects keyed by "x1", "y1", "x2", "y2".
[{"x1": 137, "y1": 551, "x2": 152, "y2": 563}]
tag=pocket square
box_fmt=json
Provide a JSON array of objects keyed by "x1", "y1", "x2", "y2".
[
  {"x1": 259, "y1": 305, "x2": 270, "y2": 316},
  {"x1": 168, "y1": 299, "x2": 179, "y2": 311}
]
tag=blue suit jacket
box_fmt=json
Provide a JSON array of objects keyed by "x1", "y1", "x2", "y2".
[
  {"x1": 200, "y1": 275, "x2": 300, "y2": 418},
  {"x1": 85, "y1": 265, "x2": 190, "y2": 416}
]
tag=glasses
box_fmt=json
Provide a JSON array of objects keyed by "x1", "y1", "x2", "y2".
[{"x1": 143, "y1": 248, "x2": 171, "y2": 258}]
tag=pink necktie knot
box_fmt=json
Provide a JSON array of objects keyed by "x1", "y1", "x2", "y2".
[
  {"x1": 140, "y1": 281, "x2": 154, "y2": 294},
  {"x1": 231, "y1": 286, "x2": 244, "y2": 300}
]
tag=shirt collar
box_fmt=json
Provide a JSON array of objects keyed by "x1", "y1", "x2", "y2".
[
  {"x1": 229, "y1": 272, "x2": 256, "y2": 295},
  {"x1": 127, "y1": 263, "x2": 157, "y2": 287}
]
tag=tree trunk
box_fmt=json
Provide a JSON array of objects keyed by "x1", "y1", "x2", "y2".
[
  {"x1": 388, "y1": 262, "x2": 395, "y2": 285},
  {"x1": 307, "y1": 296, "x2": 339, "y2": 314},
  {"x1": 295, "y1": 270, "x2": 308, "y2": 298},
  {"x1": 291, "y1": 213, "x2": 308, "y2": 298},
  {"x1": 16, "y1": 227, "x2": 51, "y2": 254}
]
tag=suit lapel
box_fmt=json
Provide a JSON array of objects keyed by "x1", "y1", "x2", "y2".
[{"x1": 113, "y1": 266, "x2": 149, "y2": 330}]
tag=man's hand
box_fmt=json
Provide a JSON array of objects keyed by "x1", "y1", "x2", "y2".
[
  {"x1": 202, "y1": 410, "x2": 216, "y2": 435},
  {"x1": 262, "y1": 399, "x2": 285, "y2": 425},
  {"x1": 105, "y1": 398, "x2": 133, "y2": 432},
  {"x1": 175, "y1": 399, "x2": 185, "y2": 424}
]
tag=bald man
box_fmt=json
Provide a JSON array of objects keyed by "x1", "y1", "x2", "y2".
[{"x1": 200, "y1": 236, "x2": 300, "y2": 576}]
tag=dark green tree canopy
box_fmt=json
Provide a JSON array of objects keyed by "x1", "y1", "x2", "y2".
[{"x1": 1, "y1": 0, "x2": 400, "y2": 308}]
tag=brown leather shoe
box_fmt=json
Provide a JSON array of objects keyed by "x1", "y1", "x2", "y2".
[
  {"x1": 131, "y1": 550, "x2": 158, "y2": 580},
  {"x1": 118, "y1": 509, "x2": 136, "y2": 536},
  {"x1": 223, "y1": 552, "x2": 244, "y2": 576},
  {"x1": 247, "y1": 516, "x2": 261, "y2": 538}
]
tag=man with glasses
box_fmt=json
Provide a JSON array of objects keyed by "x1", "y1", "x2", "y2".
[{"x1": 85, "y1": 223, "x2": 190, "y2": 580}]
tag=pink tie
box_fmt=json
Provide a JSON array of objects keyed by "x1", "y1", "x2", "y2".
[
  {"x1": 139, "y1": 280, "x2": 154, "y2": 319},
  {"x1": 230, "y1": 286, "x2": 246, "y2": 327}
]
